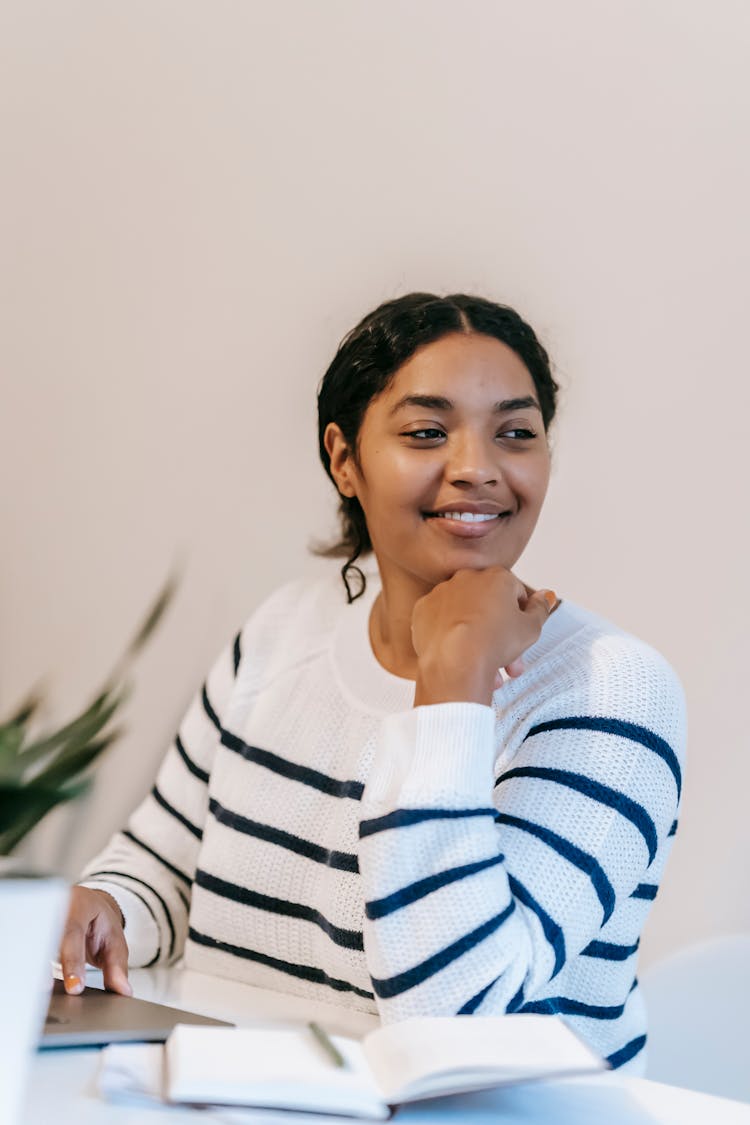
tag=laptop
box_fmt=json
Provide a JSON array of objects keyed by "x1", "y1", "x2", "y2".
[{"x1": 40, "y1": 979, "x2": 233, "y2": 1048}]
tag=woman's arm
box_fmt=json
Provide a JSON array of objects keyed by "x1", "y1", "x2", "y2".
[
  {"x1": 68, "y1": 627, "x2": 244, "y2": 977},
  {"x1": 358, "y1": 602, "x2": 686, "y2": 1022}
]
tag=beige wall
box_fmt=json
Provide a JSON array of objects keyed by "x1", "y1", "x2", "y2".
[{"x1": 2, "y1": 0, "x2": 748, "y2": 967}]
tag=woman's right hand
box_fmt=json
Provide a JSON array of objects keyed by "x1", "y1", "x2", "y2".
[
  {"x1": 58, "y1": 886, "x2": 132, "y2": 996},
  {"x1": 411, "y1": 566, "x2": 557, "y2": 708}
]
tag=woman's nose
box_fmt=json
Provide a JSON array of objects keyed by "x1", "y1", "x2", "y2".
[{"x1": 446, "y1": 432, "x2": 499, "y2": 487}]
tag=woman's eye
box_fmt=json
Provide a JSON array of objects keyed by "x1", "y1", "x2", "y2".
[
  {"x1": 403, "y1": 428, "x2": 446, "y2": 441},
  {"x1": 499, "y1": 428, "x2": 537, "y2": 441}
]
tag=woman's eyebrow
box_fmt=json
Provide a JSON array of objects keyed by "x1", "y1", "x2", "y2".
[{"x1": 389, "y1": 393, "x2": 541, "y2": 415}]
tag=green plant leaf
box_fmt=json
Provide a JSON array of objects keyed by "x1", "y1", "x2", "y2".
[
  {"x1": 6, "y1": 692, "x2": 43, "y2": 727},
  {"x1": 125, "y1": 572, "x2": 179, "y2": 657},
  {"x1": 0, "y1": 571, "x2": 177, "y2": 853},
  {"x1": 104, "y1": 572, "x2": 179, "y2": 688},
  {"x1": 33, "y1": 732, "x2": 121, "y2": 790},
  {"x1": 12, "y1": 689, "x2": 125, "y2": 779},
  {"x1": 0, "y1": 723, "x2": 25, "y2": 779},
  {"x1": 0, "y1": 779, "x2": 89, "y2": 855}
]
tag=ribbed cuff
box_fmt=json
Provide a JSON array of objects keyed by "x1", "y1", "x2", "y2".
[
  {"x1": 364, "y1": 702, "x2": 496, "y2": 809},
  {"x1": 78, "y1": 881, "x2": 160, "y2": 967}
]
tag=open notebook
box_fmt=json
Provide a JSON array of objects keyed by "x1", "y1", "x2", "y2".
[{"x1": 100, "y1": 1014, "x2": 606, "y2": 1118}]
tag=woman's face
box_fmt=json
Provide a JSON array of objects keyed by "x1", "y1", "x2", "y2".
[{"x1": 326, "y1": 332, "x2": 552, "y2": 596}]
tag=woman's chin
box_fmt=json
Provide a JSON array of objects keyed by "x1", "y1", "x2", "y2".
[
  {"x1": 418, "y1": 555, "x2": 517, "y2": 589},
  {"x1": 434, "y1": 544, "x2": 521, "y2": 579},
  {"x1": 372, "y1": 540, "x2": 523, "y2": 591}
]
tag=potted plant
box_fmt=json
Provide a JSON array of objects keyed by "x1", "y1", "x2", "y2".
[{"x1": 0, "y1": 578, "x2": 175, "y2": 1125}]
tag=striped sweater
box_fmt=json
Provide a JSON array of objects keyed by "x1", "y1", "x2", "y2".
[{"x1": 81, "y1": 570, "x2": 687, "y2": 1074}]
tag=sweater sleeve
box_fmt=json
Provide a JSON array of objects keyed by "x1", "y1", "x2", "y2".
[
  {"x1": 358, "y1": 637, "x2": 686, "y2": 1022},
  {"x1": 78, "y1": 629, "x2": 243, "y2": 967}
]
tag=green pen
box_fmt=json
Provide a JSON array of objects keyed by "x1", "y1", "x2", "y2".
[{"x1": 308, "y1": 1021, "x2": 346, "y2": 1068}]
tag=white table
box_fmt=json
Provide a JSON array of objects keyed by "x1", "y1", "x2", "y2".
[{"x1": 23, "y1": 967, "x2": 750, "y2": 1124}]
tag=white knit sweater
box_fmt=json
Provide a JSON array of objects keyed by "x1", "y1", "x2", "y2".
[{"x1": 81, "y1": 570, "x2": 686, "y2": 1074}]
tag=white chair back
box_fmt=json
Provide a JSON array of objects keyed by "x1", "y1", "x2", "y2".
[{"x1": 641, "y1": 933, "x2": 750, "y2": 1103}]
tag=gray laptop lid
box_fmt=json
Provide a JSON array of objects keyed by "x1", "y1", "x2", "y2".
[{"x1": 40, "y1": 979, "x2": 232, "y2": 1048}]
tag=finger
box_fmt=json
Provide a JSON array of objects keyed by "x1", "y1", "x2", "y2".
[
  {"x1": 59, "y1": 921, "x2": 87, "y2": 995},
  {"x1": 505, "y1": 657, "x2": 525, "y2": 678},
  {"x1": 545, "y1": 590, "x2": 561, "y2": 614},
  {"x1": 99, "y1": 933, "x2": 132, "y2": 996},
  {"x1": 524, "y1": 588, "x2": 559, "y2": 623},
  {"x1": 521, "y1": 581, "x2": 535, "y2": 600}
]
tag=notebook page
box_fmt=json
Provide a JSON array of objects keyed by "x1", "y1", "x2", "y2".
[
  {"x1": 166, "y1": 1024, "x2": 387, "y2": 1117},
  {"x1": 363, "y1": 1015, "x2": 604, "y2": 1103}
]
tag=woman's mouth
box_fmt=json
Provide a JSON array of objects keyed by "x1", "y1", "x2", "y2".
[
  {"x1": 422, "y1": 509, "x2": 512, "y2": 537},
  {"x1": 425, "y1": 511, "x2": 502, "y2": 523}
]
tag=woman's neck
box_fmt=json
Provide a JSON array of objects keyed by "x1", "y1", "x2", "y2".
[
  {"x1": 366, "y1": 564, "x2": 536, "y2": 682},
  {"x1": 368, "y1": 571, "x2": 430, "y2": 681}
]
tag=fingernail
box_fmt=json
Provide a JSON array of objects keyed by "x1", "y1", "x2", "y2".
[
  {"x1": 65, "y1": 974, "x2": 83, "y2": 993},
  {"x1": 542, "y1": 590, "x2": 559, "y2": 612}
]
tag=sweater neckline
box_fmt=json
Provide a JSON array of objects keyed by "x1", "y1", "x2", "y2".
[
  {"x1": 329, "y1": 569, "x2": 581, "y2": 715},
  {"x1": 330, "y1": 575, "x2": 416, "y2": 714}
]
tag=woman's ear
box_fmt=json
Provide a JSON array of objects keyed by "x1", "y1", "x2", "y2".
[{"x1": 324, "y1": 423, "x2": 357, "y2": 498}]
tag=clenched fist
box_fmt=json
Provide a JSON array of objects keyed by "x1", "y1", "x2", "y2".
[{"x1": 412, "y1": 567, "x2": 557, "y2": 707}]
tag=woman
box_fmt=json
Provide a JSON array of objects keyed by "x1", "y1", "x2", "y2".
[{"x1": 60, "y1": 293, "x2": 686, "y2": 1074}]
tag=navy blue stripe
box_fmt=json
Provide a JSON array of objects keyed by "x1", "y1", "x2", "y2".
[
  {"x1": 86, "y1": 875, "x2": 162, "y2": 966},
  {"x1": 631, "y1": 882, "x2": 657, "y2": 900},
  {"x1": 151, "y1": 785, "x2": 203, "y2": 841},
  {"x1": 121, "y1": 829, "x2": 191, "y2": 885},
  {"x1": 508, "y1": 873, "x2": 566, "y2": 977},
  {"x1": 496, "y1": 766, "x2": 658, "y2": 864},
  {"x1": 188, "y1": 927, "x2": 373, "y2": 1000},
  {"x1": 607, "y1": 1034, "x2": 647, "y2": 1069},
  {"x1": 201, "y1": 685, "x2": 222, "y2": 732},
  {"x1": 508, "y1": 981, "x2": 526, "y2": 1012},
  {"x1": 175, "y1": 735, "x2": 210, "y2": 785},
  {"x1": 114, "y1": 872, "x2": 177, "y2": 960},
  {"x1": 520, "y1": 996, "x2": 626, "y2": 1020},
  {"x1": 525, "y1": 717, "x2": 682, "y2": 798},
  {"x1": 221, "y1": 728, "x2": 364, "y2": 801},
  {"x1": 232, "y1": 632, "x2": 242, "y2": 676},
  {"x1": 582, "y1": 939, "x2": 640, "y2": 961},
  {"x1": 457, "y1": 976, "x2": 499, "y2": 1015},
  {"x1": 668, "y1": 819, "x2": 678, "y2": 837},
  {"x1": 457, "y1": 976, "x2": 526, "y2": 1016},
  {"x1": 87, "y1": 869, "x2": 177, "y2": 961},
  {"x1": 208, "y1": 797, "x2": 359, "y2": 872},
  {"x1": 497, "y1": 813, "x2": 615, "y2": 923},
  {"x1": 195, "y1": 869, "x2": 363, "y2": 951},
  {"x1": 366, "y1": 855, "x2": 504, "y2": 920},
  {"x1": 371, "y1": 901, "x2": 515, "y2": 999},
  {"x1": 361, "y1": 807, "x2": 495, "y2": 839}
]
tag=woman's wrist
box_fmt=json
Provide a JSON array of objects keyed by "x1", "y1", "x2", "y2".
[{"x1": 413, "y1": 656, "x2": 495, "y2": 708}]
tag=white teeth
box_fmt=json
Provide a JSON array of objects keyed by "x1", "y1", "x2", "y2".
[{"x1": 435, "y1": 512, "x2": 498, "y2": 522}]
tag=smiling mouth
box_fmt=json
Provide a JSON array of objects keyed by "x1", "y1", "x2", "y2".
[{"x1": 422, "y1": 511, "x2": 512, "y2": 522}]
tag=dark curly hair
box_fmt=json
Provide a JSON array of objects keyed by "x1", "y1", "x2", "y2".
[{"x1": 316, "y1": 292, "x2": 559, "y2": 602}]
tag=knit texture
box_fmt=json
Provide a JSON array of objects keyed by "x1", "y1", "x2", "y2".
[{"x1": 81, "y1": 571, "x2": 686, "y2": 1075}]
